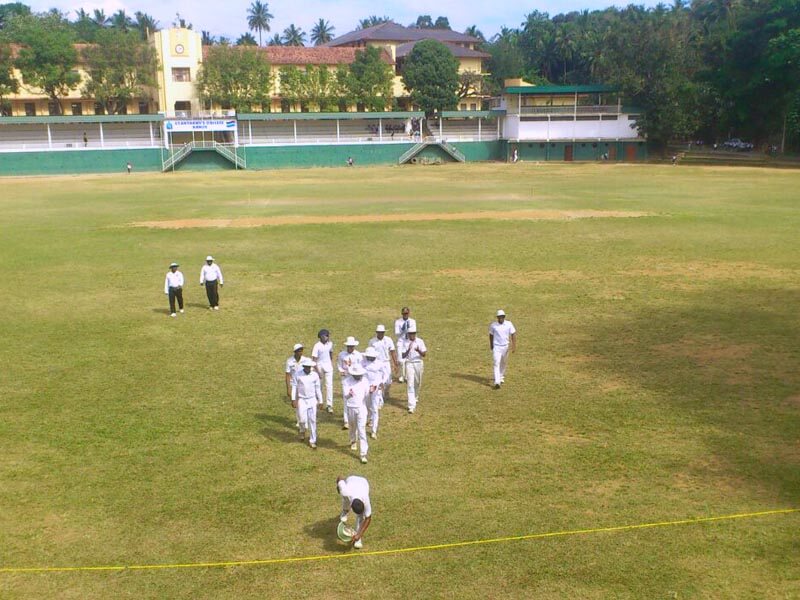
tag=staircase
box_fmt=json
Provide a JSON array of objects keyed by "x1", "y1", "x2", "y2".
[{"x1": 161, "y1": 141, "x2": 247, "y2": 172}]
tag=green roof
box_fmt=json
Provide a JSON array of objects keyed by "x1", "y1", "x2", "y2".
[
  {"x1": 504, "y1": 84, "x2": 617, "y2": 95},
  {"x1": 238, "y1": 111, "x2": 424, "y2": 121},
  {"x1": 0, "y1": 114, "x2": 164, "y2": 126}
]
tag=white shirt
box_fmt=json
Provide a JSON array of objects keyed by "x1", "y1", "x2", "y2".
[
  {"x1": 292, "y1": 370, "x2": 322, "y2": 403},
  {"x1": 337, "y1": 350, "x2": 363, "y2": 376},
  {"x1": 340, "y1": 475, "x2": 372, "y2": 518},
  {"x1": 312, "y1": 341, "x2": 333, "y2": 371},
  {"x1": 489, "y1": 320, "x2": 516, "y2": 347},
  {"x1": 164, "y1": 270, "x2": 184, "y2": 293},
  {"x1": 364, "y1": 360, "x2": 384, "y2": 389},
  {"x1": 368, "y1": 336, "x2": 396, "y2": 362},
  {"x1": 285, "y1": 356, "x2": 303, "y2": 385},
  {"x1": 342, "y1": 376, "x2": 370, "y2": 408},
  {"x1": 394, "y1": 317, "x2": 417, "y2": 341},
  {"x1": 399, "y1": 336, "x2": 427, "y2": 362},
  {"x1": 200, "y1": 263, "x2": 223, "y2": 284}
]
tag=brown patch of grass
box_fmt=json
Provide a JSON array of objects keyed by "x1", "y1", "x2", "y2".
[
  {"x1": 627, "y1": 260, "x2": 796, "y2": 281},
  {"x1": 655, "y1": 336, "x2": 758, "y2": 385},
  {"x1": 131, "y1": 209, "x2": 652, "y2": 229},
  {"x1": 437, "y1": 268, "x2": 586, "y2": 287}
]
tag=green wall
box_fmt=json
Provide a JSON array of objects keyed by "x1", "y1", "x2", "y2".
[
  {"x1": 0, "y1": 148, "x2": 163, "y2": 176},
  {"x1": 511, "y1": 141, "x2": 647, "y2": 162}
]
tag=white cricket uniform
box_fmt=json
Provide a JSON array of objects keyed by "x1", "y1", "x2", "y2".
[
  {"x1": 342, "y1": 375, "x2": 370, "y2": 459},
  {"x1": 394, "y1": 317, "x2": 417, "y2": 379},
  {"x1": 285, "y1": 356, "x2": 303, "y2": 426},
  {"x1": 312, "y1": 340, "x2": 334, "y2": 408},
  {"x1": 364, "y1": 360, "x2": 384, "y2": 435},
  {"x1": 399, "y1": 336, "x2": 426, "y2": 411},
  {"x1": 337, "y1": 350, "x2": 363, "y2": 425},
  {"x1": 489, "y1": 320, "x2": 516, "y2": 385},
  {"x1": 369, "y1": 335, "x2": 396, "y2": 387},
  {"x1": 339, "y1": 475, "x2": 372, "y2": 535},
  {"x1": 291, "y1": 370, "x2": 322, "y2": 444}
]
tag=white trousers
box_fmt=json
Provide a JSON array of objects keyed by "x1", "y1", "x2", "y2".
[
  {"x1": 368, "y1": 388, "x2": 383, "y2": 434},
  {"x1": 405, "y1": 361, "x2": 424, "y2": 410},
  {"x1": 297, "y1": 399, "x2": 317, "y2": 444},
  {"x1": 340, "y1": 377, "x2": 349, "y2": 425},
  {"x1": 317, "y1": 366, "x2": 333, "y2": 407},
  {"x1": 346, "y1": 404, "x2": 368, "y2": 457},
  {"x1": 492, "y1": 345, "x2": 510, "y2": 385},
  {"x1": 378, "y1": 360, "x2": 392, "y2": 398}
]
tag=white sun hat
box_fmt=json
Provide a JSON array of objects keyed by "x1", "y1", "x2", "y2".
[
  {"x1": 364, "y1": 347, "x2": 378, "y2": 359},
  {"x1": 375, "y1": 324, "x2": 386, "y2": 332},
  {"x1": 348, "y1": 364, "x2": 366, "y2": 376},
  {"x1": 496, "y1": 309, "x2": 506, "y2": 317},
  {"x1": 344, "y1": 336, "x2": 359, "y2": 346},
  {"x1": 206, "y1": 255, "x2": 214, "y2": 261},
  {"x1": 293, "y1": 343, "x2": 304, "y2": 351}
]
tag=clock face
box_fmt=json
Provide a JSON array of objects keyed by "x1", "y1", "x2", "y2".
[{"x1": 175, "y1": 44, "x2": 185, "y2": 54}]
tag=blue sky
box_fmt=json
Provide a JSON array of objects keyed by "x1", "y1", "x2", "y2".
[{"x1": 29, "y1": 0, "x2": 661, "y2": 41}]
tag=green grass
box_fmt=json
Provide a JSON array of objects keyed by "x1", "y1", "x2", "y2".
[{"x1": 1, "y1": 163, "x2": 798, "y2": 599}]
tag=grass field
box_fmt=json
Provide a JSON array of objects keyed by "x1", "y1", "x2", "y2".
[{"x1": 1, "y1": 163, "x2": 798, "y2": 599}]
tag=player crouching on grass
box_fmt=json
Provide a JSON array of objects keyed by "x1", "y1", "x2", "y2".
[{"x1": 337, "y1": 475, "x2": 372, "y2": 549}]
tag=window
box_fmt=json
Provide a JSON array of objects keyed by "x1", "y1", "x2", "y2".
[
  {"x1": 0, "y1": 102, "x2": 10, "y2": 117},
  {"x1": 70, "y1": 102, "x2": 83, "y2": 116},
  {"x1": 94, "y1": 102, "x2": 105, "y2": 115},
  {"x1": 138, "y1": 101, "x2": 149, "y2": 114},
  {"x1": 48, "y1": 101, "x2": 60, "y2": 116},
  {"x1": 24, "y1": 102, "x2": 36, "y2": 116},
  {"x1": 280, "y1": 99, "x2": 291, "y2": 113},
  {"x1": 459, "y1": 104, "x2": 466, "y2": 111},
  {"x1": 171, "y1": 67, "x2": 191, "y2": 82},
  {"x1": 470, "y1": 103, "x2": 477, "y2": 111}
]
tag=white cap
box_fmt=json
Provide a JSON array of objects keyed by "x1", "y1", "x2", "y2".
[
  {"x1": 344, "y1": 336, "x2": 359, "y2": 346},
  {"x1": 407, "y1": 326, "x2": 417, "y2": 333},
  {"x1": 364, "y1": 347, "x2": 378, "y2": 358},
  {"x1": 496, "y1": 309, "x2": 506, "y2": 317},
  {"x1": 206, "y1": 255, "x2": 214, "y2": 261},
  {"x1": 375, "y1": 324, "x2": 386, "y2": 332},
  {"x1": 348, "y1": 364, "x2": 366, "y2": 376},
  {"x1": 293, "y1": 343, "x2": 304, "y2": 351},
  {"x1": 300, "y1": 357, "x2": 315, "y2": 367}
]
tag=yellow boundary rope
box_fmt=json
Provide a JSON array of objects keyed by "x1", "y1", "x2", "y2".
[{"x1": 2, "y1": 508, "x2": 796, "y2": 574}]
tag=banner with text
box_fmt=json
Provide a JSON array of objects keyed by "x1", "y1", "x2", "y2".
[{"x1": 165, "y1": 120, "x2": 237, "y2": 132}]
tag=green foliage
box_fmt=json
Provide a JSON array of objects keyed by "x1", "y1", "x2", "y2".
[
  {"x1": 247, "y1": 0, "x2": 273, "y2": 46},
  {"x1": 310, "y1": 18, "x2": 334, "y2": 46},
  {"x1": 0, "y1": 2, "x2": 30, "y2": 29},
  {"x1": 344, "y1": 46, "x2": 394, "y2": 111},
  {"x1": 0, "y1": 39, "x2": 19, "y2": 102},
  {"x1": 7, "y1": 13, "x2": 81, "y2": 115},
  {"x1": 197, "y1": 45, "x2": 272, "y2": 112},
  {"x1": 279, "y1": 64, "x2": 342, "y2": 111},
  {"x1": 81, "y1": 28, "x2": 158, "y2": 114},
  {"x1": 357, "y1": 16, "x2": 390, "y2": 30},
  {"x1": 401, "y1": 39, "x2": 459, "y2": 115},
  {"x1": 236, "y1": 32, "x2": 257, "y2": 46},
  {"x1": 282, "y1": 23, "x2": 306, "y2": 46}
]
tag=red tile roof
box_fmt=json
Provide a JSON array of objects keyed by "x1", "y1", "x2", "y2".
[{"x1": 201, "y1": 45, "x2": 393, "y2": 66}]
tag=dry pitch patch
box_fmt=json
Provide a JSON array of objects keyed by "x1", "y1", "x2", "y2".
[{"x1": 131, "y1": 209, "x2": 652, "y2": 229}]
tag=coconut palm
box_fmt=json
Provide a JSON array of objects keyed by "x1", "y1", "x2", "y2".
[
  {"x1": 310, "y1": 19, "x2": 334, "y2": 45},
  {"x1": 92, "y1": 9, "x2": 109, "y2": 27},
  {"x1": 267, "y1": 33, "x2": 283, "y2": 46},
  {"x1": 134, "y1": 12, "x2": 159, "y2": 39},
  {"x1": 201, "y1": 30, "x2": 216, "y2": 45},
  {"x1": 464, "y1": 25, "x2": 485, "y2": 41},
  {"x1": 247, "y1": 0, "x2": 273, "y2": 46},
  {"x1": 110, "y1": 9, "x2": 133, "y2": 31},
  {"x1": 236, "y1": 32, "x2": 257, "y2": 46},
  {"x1": 282, "y1": 24, "x2": 306, "y2": 46}
]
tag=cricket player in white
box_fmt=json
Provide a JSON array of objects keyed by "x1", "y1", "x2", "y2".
[
  {"x1": 343, "y1": 364, "x2": 370, "y2": 463},
  {"x1": 363, "y1": 347, "x2": 384, "y2": 439},
  {"x1": 399, "y1": 326, "x2": 426, "y2": 413},
  {"x1": 489, "y1": 309, "x2": 517, "y2": 389},
  {"x1": 291, "y1": 358, "x2": 322, "y2": 448},
  {"x1": 312, "y1": 329, "x2": 334, "y2": 413},
  {"x1": 394, "y1": 307, "x2": 416, "y2": 382},
  {"x1": 337, "y1": 337, "x2": 363, "y2": 429},
  {"x1": 368, "y1": 324, "x2": 398, "y2": 401},
  {"x1": 337, "y1": 475, "x2": 372, "y2": 549},
  {"x1": 285, "y1": 343, "x2": 304, "y2": 430}
]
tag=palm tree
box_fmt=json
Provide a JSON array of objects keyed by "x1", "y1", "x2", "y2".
[
  {"x1": 201, "y1": 30, "x2": 216, "y2": 45},
  {"x1": 173, "y1": 12, "x2": 192, "y2": 29},
  {"x1": 282, "y1": 24, "x2": 306, "y2": 46},
  {"x1": 134, "y1": 12, "x2": 159, "y2": 39},
  {"x1": 464, "y1": 25, "x2": 485, "y2": 41},
  {"x1": 110, "y1": 9, "x2": 133, "y2": 31},
  {"x1": 247, "y1": 0, "x2": 273, "y2": 46},
  {"x1": 236, "y1": 32, "x2": 257, "y2": 46},
  {"x1": 310, "y1": 19, "x2": 334, "y2": 45},
  {"x1": 92, "y1": 9, "x2": 109, "y2": 27},
  {"x1": 267, "y1": 33, "x2": 283, "y2": 46},
  {"x1": 357, "y1": 16, "x2": 391, "y2": 30}
]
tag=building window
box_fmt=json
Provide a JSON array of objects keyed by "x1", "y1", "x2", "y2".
[
  {"x1": 280, "y1": 99, "x2": 291, "y2": 113},
  {"x1": 48, "y1": 101, "x2": 60, "y2": 116},
  {"x1": 459, "y1": 104, "x2": 466, "y2": 111},
  {"x1": 174, "y1": 100, "x2": 191, "y2": 116},
  {"x1": 138, "y1": 101, "x2": 149, "y2": 114},
  {"x1": 470, "y1": 103, "x2": 477, "y2": 111},
  {"x1": 70, "y1": 102, "x2": 83, "y2": 116},
  {"x1": 0, "y1": 102, "x2": 10, "y2": 117},
  {"x1": 24, "y1": 102, "x2": 36, "y2": 116},
  {"x1": 172, "y1": 67, "x2": 191, "y2": 82},
  {"x1": 94, "y1": 102, "x2": 105, "y2": 115}
]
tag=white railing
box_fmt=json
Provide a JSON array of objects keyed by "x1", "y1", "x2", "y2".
[
  {"x1": 519, "y1": 105, "x2": 621, "y2": 115},
  {"x1": 161, "y1": 143, "x2": 193, "y2": 171}
]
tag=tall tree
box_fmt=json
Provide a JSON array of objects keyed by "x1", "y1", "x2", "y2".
[
  {"x1": 72, "y1": 8, "x2": 99, "y2": 42},
  {"x1": 197, "y1": 45, "x2": 272, "y2": 112},
  {"x1": 110, "y1": 10, "x2": 133, "y2": 32},
  {"x1": 236, "y1": 32, "x2": 257, "y2": 46},
  {"x1": 343, "y1": 45, "x2": 394, "y2": 111},
  {"x1": 201, "y1": 30, "x2": 216, "y2": 45},
  {"x1": 267, "y1": 33, "x2": 283, "y2": 46},
  {"x1": 357, "y1": 16, "x2": 391, "y2": 30},
  {"x1": 279, "y1": 65, "x2": 342, "y2": 111},
  {"x1": 0, "y1": 39, "x2": 18, "y2": 110},
  {"x1": 0, "y1": 3, "x2": 31, "y2": 30},
  {"x1": 413, "y1": 15, "x2": 433, "y2": 29},
  {"x1": 247, "y1": 0, "x2": 273, "y2": 46},
  {"x1": 92, "y1": 9, "x2": 109, "y2": 27},
  {"x1": 310, "y1": 18, "x2": 334, "y2": 45},
  {"x1": 401, "y1": 39, "x2": 459, "y2": 115},
  {"x1": 433, "y1": 16, "x2": 451, "y2": 30},
  {"x1": 81, "y1": 28, "x2": 158, "y2": 114},
  {"x1": 8, "y1": 13, "x2": 81, "y2": 115},
  {"x1": 133, "y1": 12, "x2": 159, "y2": 40},
  {"x1": 282, "y1": 24, "x2": 306, "y2": 46},
  {"x1": 464, "y1": 25, "x2": 485, "y2": 42}
]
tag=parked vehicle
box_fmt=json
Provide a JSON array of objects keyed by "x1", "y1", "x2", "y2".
[{"x1": 722, "y1": 138, "x2": 754, "y2": 151}]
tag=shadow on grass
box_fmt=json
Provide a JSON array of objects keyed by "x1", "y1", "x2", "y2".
[
  {"x1": 255, "y1": 412, "x2": 358, "y2": 459},
  {"x1": 304, "y1": 516, "x2": 351, "y2": 553},
  {"x1": 451, "y1": 372, "x2": 493, "y2": 388},
  {"x1": 578, "y1": 286, "x2": 800, "y2": 502}
]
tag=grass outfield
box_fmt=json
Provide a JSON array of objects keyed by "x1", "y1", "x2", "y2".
[{"x1": 1, "y1": 163, "x2": 798, "y2": 598}]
